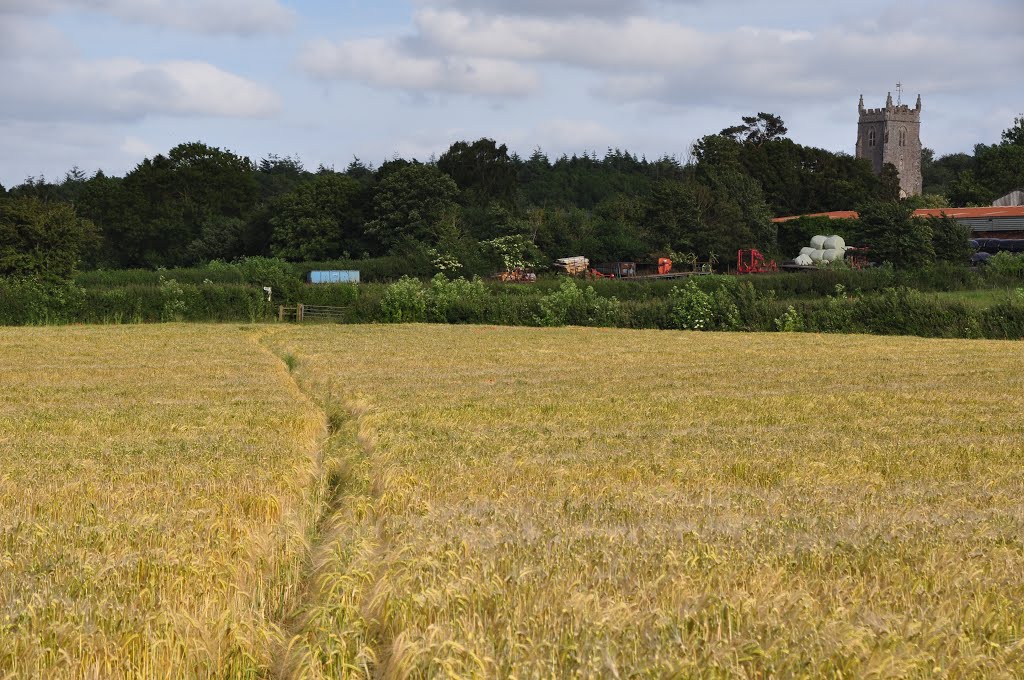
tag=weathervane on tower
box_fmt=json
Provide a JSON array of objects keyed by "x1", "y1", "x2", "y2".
[{"x1": 895, "y1": 82, "x2": 903, "y2": 106}]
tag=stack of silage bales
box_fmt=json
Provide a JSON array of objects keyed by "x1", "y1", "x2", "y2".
[{"x1": 794, "y1": 235, "x2": 847, "y2": 266}]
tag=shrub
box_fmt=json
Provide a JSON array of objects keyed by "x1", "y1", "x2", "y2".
[
  {"x1": 985, "y1": 252, "x2": 1024, "y2": 278},
  {"x1": 425, "y1": 275, "x2": 491, "y2": 323},
  {"x1": 381, "y1": 276, "x2": 427, "y2": 323},
  {"x1": 775, "y1": 306, "x2": 805, "y2": 332},
  {"x1": 668, "y1": 280, "x2": 714, "y2": 330},
  {"x1": 234, "y1": 256, "x2": 299, "y2": 301},
  {"x1": 806, "y1": 284, "x2": 857, "y2": 333},
  {"x1": 0, "y1": 278, "x2": 86, "y2": 325},
  {"x1": 855, "y1": 287, "x2": 974, "y2": 338},
  {"x1": 536, "y1": 279, "x2": 620, "y2": 327},
  {"x1": 159, "y1": 276, "x2": 186, "y2": 322}
]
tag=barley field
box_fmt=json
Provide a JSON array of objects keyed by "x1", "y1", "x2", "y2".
[
  {"x1": 0, "y1": 326, "x2": 325, "y2": 677},
  {"x1": 267, "y1": 325, "x2": 1024, "y2": 678},
  {"x1": 2, "y1": 324, "x2": 1024, "y2": 678}
]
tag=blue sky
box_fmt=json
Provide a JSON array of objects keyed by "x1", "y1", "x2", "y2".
[{"x1": 1, "y1": 0, "x2": 1021, "y2": 187}]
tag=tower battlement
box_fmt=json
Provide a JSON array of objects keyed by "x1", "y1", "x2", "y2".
[{"x1": 855, "y1": 92, "x2": 923, "y2": 197}]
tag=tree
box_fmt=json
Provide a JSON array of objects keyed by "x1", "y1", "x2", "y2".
[
  {"x1": 367, "y1": 165, "x2": 460, "y2": 248},
  {"x1": 256, "y1": 154, "x2": 310, "y2": 201},
  {"x1": 644, "y1": 179, "x2": 700, "y2": 253},
  {"x1": 720, "y1": 113, "x2": 789, "y2": 147},
  {"x1": 1002, "y1": 114, "x2": 1024, "y2": 146},
  {"x1": 856, "y1": 200, "x2": 934, "y2": 269},
  {"x1": 88, "y1": 142, "x2": 259, "y2": 266},
  {"x1": 692, "y1": 135, "x2": 776, "y2": 255},
  {"x1": 437, "y1": 138, "x2": 517, "y2": 206},
  {"x1": 879, "y1": 163, "x2": 901, "y2": 201},
  {"x1": 926, "y1": 215, "x2": 973, "y2": 265},
  {"x1": 973, "y1": 142, "x2": 1024, "y2": 200},
  {"x1": 947, "y1": 170, "x2": 992, "y2": 207},
  {"x1": 0, "y1": 196, "x2": 98, "y2": 281},
  {"x1": 269, "y1": 174, "x2": 369, "y2": 261}
]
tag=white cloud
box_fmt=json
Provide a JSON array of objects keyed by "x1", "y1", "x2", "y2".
[
  {"x1": 0, "y1": 14, "x2": 281, "y2": 123},
  {"x1": 416, "y1": 0, "x2": 717, "y2": 19},
  {"x1": 0, "y1": 0, "x2": 295, "y2": 35},
  {"x1": 534, "y1": 119, "x2": 619, "y2": 149},
  {"x1": 299, "y1": 37, "x2": 540, "y2": 97},
  {"x1": 3, "y1": 57, "x2": 281, "y2": 121},
  {"x1": 409, "y1": 2, "x2": 1024, "y2": 107},
  {"x1": 120, "y1": 135, "x2": 157, "y2": 158}
]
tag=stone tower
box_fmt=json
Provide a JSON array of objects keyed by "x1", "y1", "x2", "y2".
[{"x1": 855, "y1": 92, "x2": 923, "y2": 197}]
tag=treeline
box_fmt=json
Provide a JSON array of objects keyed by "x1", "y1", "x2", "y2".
[{"x1": 1, "y1": 113, "x2": 1021, "y2": 281}]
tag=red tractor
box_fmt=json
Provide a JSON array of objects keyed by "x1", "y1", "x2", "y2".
[{"x1": 737, "y1": 249, "x2": 778, "y2": 274}]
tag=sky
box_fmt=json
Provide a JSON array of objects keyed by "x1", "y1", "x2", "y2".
[{"x1": 1, "y1": 0, "x2": 1022, "y2": 187}]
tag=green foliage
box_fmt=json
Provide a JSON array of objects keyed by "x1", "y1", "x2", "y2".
[
  {"x1": 985, "y1": 252, "x2": 1024, "y2": 277},
  {"x1": 854, "y1": 287, "x2": 975, "y2": 338},
  {"x1": 903, "y1": 194, "x2": 950, "y2": 210},
  {"x1": 481, "y1": 234, "x2": 543, "y2": 273},
  {"x1": 269, "y1": 173, "x2": 369, "y2": 261},
  {"x1": 380, "y1": 276, "x2": 427, "y2": 322},
  {"x1": 805, "y1": 285, "x2": 856, "y2": 333},
  {"x1": 80, "y1": 142, "x2": 258, "y2": 267},
  {"x1": 367, "y1": 165, "x2": 460, "y2": 248},
  {"x1": 719, "y1": 112, "x2": 789, "y2": 146},
  {"x1": 926, "y1": 215, "x2": 973, "y2": 265},
  {"x1": 234, "y1": 256, "x2": 299, "y2": 300},
  {"x1": 159, "y1": 275, "x2": 187, "y2": 322},
  {"x1": 878, "y1": 163, "x2": 901, "y2": 201},
  {"x1": 437, "y1": 139, "x2": 516, "y2": 206},
  {"x1": 856, "y1": 201, "x2": 934, "y2": 269},
  {"x1": 1002, "y1": 115, "x2": 1024, "y2": 146},
  {"x1": 668, "y1": 279, "x2": 714, "y2": 330},
  {"x1": 774, "y1": 306, "x2": 805, "y2": 332},
  {"x1": 0, "y1": 197, "x2": 98, "y2": 282},
  {"x1": 424, "y1": 274, "x2": 491, "y2": 322},
  {"x1": 0, "y1": 278, "x2": 86, "y2": 324},
  {"x1": 536, "y1": 279, "x2": 621, "y2": 327}
]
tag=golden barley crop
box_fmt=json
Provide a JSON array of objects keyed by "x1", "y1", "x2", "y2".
[
  {"x1": 0, "y1": 325, "x2": 324, "y2": 678},
  {"x1": 4, "y1": 323, "x2": 1024, "y2": 679},
  {"x1": 266, "y1": 325, "x2": 1024, "y2": 678}
]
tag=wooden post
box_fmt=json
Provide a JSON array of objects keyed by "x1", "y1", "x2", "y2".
[
  {"x1": 278, "y1": 305, "x2": 284, "y2": 322},
  {"x1": 297, "y1": 303, "x2": 304, "y2": 323}
]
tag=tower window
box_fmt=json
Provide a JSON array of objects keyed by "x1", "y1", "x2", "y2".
[
  {"x1": 868, "y1": 129, "x2": 876, "y2": 147},
  {"x1": 899, "y1": 128, "x2": 907, "y2": 147}
]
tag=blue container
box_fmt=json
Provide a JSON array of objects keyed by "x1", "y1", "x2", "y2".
[{"x1": 307, "y1": 270, "x2": 360, "y2": 284}]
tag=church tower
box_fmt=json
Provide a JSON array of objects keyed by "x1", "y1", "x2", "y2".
[{"x1": 855, "y1": 91, "x2": 923, "y2": 197}]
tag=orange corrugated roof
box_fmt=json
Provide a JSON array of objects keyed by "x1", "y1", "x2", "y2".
[
  {"x1": 773, "y1": 206, "x2": 1024, "y2": 223},
  {"x1": 772, "y1": 211, "x2": 858, "y2": 223},
  {"x1": 913, "y1": 207, "x2": 1024, "y2": 219}
]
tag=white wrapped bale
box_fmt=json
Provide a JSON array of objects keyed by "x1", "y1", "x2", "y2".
[
  {"x1": 822, "y1": 248, "x2": 843, "y2": 262},
  {"x1": 799, "y1": 247, "x2": 816, "y2": 256},
  {"x1": 794, "y1": 254, "x2": 814, "y2": 266},
  {"x1": 823, "y1": 235, "x2": 846, "y2": 251},
  {"x1": 809, "y1": 250, "x2": 825, "y2": 262},
  {"x1": 810, "y1": 235, "x2": 828, "y2": 249}
]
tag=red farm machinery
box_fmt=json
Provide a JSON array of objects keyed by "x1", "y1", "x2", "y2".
[{"x1": 736, "y1": 249, "x2": 778, "y2": 274}]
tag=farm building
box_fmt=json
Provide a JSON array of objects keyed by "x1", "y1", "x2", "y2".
[{"x1": 774, "y1": 207, "x2": 1024, "y2": 239}]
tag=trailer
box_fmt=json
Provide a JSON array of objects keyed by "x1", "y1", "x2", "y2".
[{"x1": 589, "y1": 258, "x2": 709, "y2": 280}]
